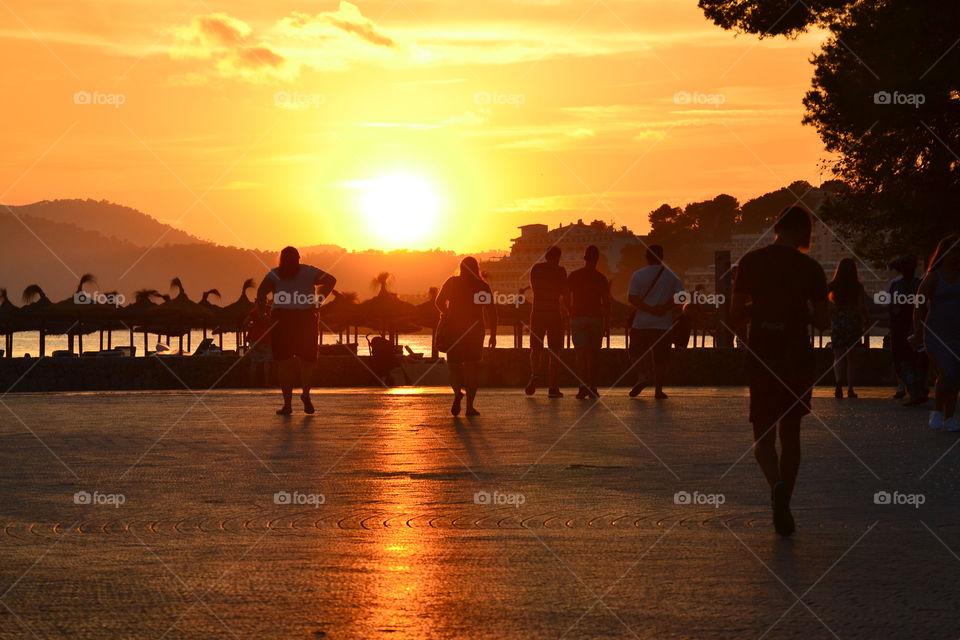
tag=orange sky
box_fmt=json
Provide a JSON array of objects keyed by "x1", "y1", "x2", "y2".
[{"x1": 0, "y1": 0, "x2": 830, "y2": 252}]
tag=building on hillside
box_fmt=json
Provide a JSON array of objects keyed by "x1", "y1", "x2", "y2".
[
  {"x1": 683, "y1": 218, "x2": 892, "y2": 296},
  {"x1": 483, "y1": 220, "x2": 644, "y2": 294}
]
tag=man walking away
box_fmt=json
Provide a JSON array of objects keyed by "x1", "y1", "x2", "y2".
[
  {"x1": 732, "y1": 206, "x2": 829, "y2": 537},
  {"x1": 525, "y1": 246, "x2": 568, "y2": 397},
  {"x1": 567, "y1": 245, "x2": 610, "y2": 399}
]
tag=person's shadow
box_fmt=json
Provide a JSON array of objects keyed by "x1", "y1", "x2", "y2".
[{"x1": 453, "y1": 419, "x2": 497, "y2": 474}]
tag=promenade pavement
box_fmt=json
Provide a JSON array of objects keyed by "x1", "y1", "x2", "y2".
[{"x1": 0, "y1": 387, "x2": 956, "y2": 638}]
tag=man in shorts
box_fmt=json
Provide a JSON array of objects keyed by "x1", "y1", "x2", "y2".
[
  {"x1": 627, "y1": 245, "x2": 682, "y2": 399},
  {"x1": 566, "y1": 245, "x2": 610, "y2": 399},
  {"x1": 525, "y1": 246, "x2": 567, "y2": 397},
  {"x1": 256, "y1": 247, "x2": 337, "y2": 415},
  {"x1": 732, "y1": 206, "x2": 829, "y2": 537}
]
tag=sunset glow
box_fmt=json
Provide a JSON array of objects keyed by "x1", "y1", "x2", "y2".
[
  {"x1": 0, "y1": 0, "x2": 829, "y2": 253},
  {"x1": 354, "y1": 175, "x2": 443, "y2": 249}
]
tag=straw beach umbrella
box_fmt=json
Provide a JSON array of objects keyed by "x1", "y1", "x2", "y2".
[
  {"x1": 357, "y1": 272, "x2": 419, "y2": 344},
  {"x1": 147, "y1": 278, "x2": 214, "y2": 353},
  {"x1": 0, "y1": 288, "x2": 20, "y2": 358},
  {"x1": 198, "y1": 288, "x2": 223, "y2": 340},
  {"x1": 20, "y1": 284, "x2": 59, "y2": 356},
  {"x1": 217, "y1": 278, "x2": 256, "y2": 350},
  {"x1": 318, "y1": 290, "x2": 361, "y2": 344},
  {"x1": 413, "y1": 287, "x2": 441, "y2": 357},
  {"x1": 122, "y1": 289, "x2": 163, "y2": 355},
  {"x1": 45, "y1": 274, "x2": 119, "y2": 354}
]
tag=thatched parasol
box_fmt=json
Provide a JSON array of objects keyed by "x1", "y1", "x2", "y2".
[
  {"x1": 147, "y1": 278, "x2": 215, "y2": 351},
  {"x1": 357, "y1": 273, "x2": 419, "y2": 340},
  {"x1": 0, "y1": 288, "x2": 20, "y2": 357},
  {"x1": 412, "y1": 287, "x2": 440, "y2": 327},
  {"x1": 318, "y1": 290, "x2": 361, "y2": 333}
]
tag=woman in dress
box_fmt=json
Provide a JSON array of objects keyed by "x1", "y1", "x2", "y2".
[
  {"x1": 435, "y1": 257, "x2": 497, "y2": 416},
  {"x1": 827, "y1": 258, "x2": 870, "y2": 398},
  {"x1": 914, "y1": 235, "x2": 960, "y2": 431}
]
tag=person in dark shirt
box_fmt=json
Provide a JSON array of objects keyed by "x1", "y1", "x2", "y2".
[
  {"x1": 435, "y1": 257, "x2": 498, "y2": 417},
  {"x1": 525, "y1": 246, "x2": 568, "y2": 397},
  {"x1": 566, "y1": 245, "x2": 611, "y2": 398},
  {"x1": 732, "y1": 206, "x2": 829, "y2": 538}
]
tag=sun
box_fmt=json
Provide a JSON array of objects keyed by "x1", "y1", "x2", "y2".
[{"x1": 354, "y1": 175, "x2": 442, "y2": 248}]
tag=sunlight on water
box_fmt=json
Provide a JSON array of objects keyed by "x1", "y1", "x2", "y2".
[{"x1": 4, "y1": 329, "x2": 886, "y2": 357}]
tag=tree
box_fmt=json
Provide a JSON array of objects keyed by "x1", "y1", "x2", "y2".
[
  {"x1": 739, "y1": 180, "x2": 818, "y2": 233},
  {"x1": 684, "y1": 194, "x2": 739, "y2": 242},
  {"x1": 700, "y1": 0, "x2": 960, "y2": 262}
]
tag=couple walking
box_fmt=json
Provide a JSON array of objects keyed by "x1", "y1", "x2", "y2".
[{"x1": 521, "y1": 243, "x2": 682, "y2": 400}]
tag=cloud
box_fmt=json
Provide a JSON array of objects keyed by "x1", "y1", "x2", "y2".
[
  {"x1": 171, "y1": 13, "x2": 288, "y2": 81},
  {"x1": 280, "y1": 3, "x2": 397, "y2": 49}
]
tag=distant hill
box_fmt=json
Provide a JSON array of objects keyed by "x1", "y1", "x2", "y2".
[
  {"x1": 0, "y1": 202, "x2": 462, "y2": 303},
  {"x1": 3, "y1": 199, "x2": 205, "y2": 247}
]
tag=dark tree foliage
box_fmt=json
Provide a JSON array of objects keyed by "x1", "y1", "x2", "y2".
[
  {"x1": 700, "y1": 0, "x2": 960, "y2": 262},
  {"x1": 699, "y1": 0, "x2": 849, "y2": 36}
]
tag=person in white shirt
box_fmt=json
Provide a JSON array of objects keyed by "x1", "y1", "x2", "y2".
[
  {"x1": 256, "y1": 246, "x2": 336, "y2": 415},
  {"x1": 627, "y1": 244, "x2": 683, "y2": 399}
]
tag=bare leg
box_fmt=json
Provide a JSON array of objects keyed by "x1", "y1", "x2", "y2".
[
  {"x1": 547, "y1": 347, "x2": 560, "y2": 391},
  {"x1": 653, "y1": 354, "x2": 668, "y2": 397},
  {"x1": 449, "y1": 361, "x2": 464, "y2": 394},
  {"x1": 846, "y1": 350, "x2": 857, "y2": 394},
  {"x1": 777, "y1": 415, "x2": 803, "y2": 501},
  {"x1": 752, "y1": 420, "x2": 781, "y2": 490},
  {"x1": 944, "y1": 387, "x2": 958, "y2": 420},
  {"x1": 300, "y1": 360, "x2": 317, "y2": 413},
  {"x1": 935, "y1": 375, "x2": 946, "y2": 413},
  {"x1": 448, "y1": 361, "x2": 464, "y2": 416},
  {"x1": 833, "y1": 348, "x2": 844, "y2": 389},
  {"x1": 586, "y1": 347, "x2": 599, "y2": 391},
  {"x1": 574, "y1": 348, "x2": 588, "y2": 395},
  {"x1": 277, "y1": 359, "x2": 298, "y2": 413},
  {"x1": 529, "y1": 343, "x2": 543, "y2": 378},
  {"x1": 464, "y1": 362, "x2": 479, "y2": 415}
]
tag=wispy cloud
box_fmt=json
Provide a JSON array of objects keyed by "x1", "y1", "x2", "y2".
[{"x1": 171, "y1": 13, "x2": 288, "y2": 81}]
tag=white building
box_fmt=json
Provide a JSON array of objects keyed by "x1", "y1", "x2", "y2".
[
  {"x1": 484, "y1": 220, "x2": 643, "y2": 294},
  {"x1": 686, "y1": 218, "x2": 891, "y2": 295}
]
